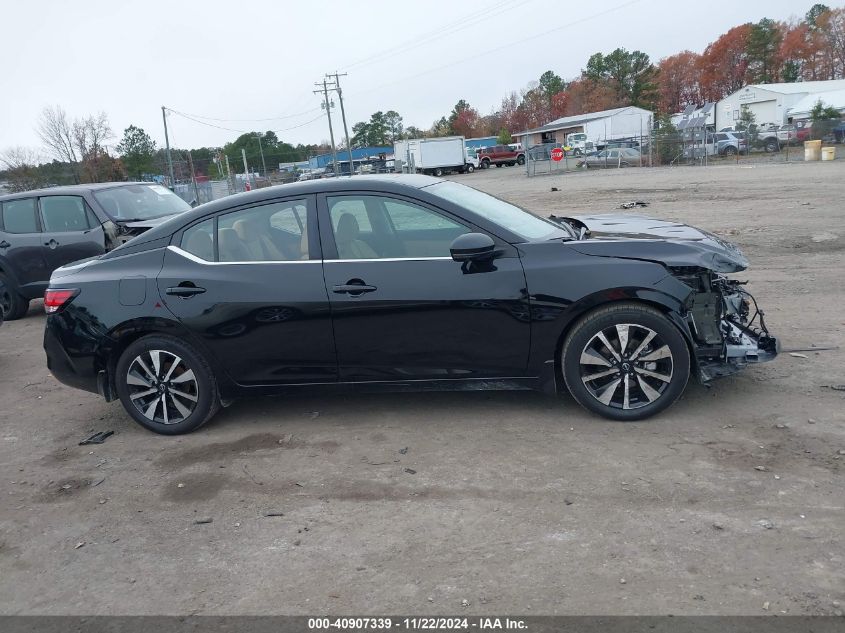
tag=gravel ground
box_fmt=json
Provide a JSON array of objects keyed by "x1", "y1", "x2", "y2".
[{"x1": 0, "y1": 161, "x2": 843, "y2": 616}]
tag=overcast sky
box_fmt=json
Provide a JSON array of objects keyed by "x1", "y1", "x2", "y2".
[{"x1": 1, "y1": 0, "x2": 816, "y2": 155}]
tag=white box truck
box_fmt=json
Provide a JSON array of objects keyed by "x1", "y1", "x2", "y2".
[{"x1": 394, "y1": 136, "x2": 471, "y2": 176}]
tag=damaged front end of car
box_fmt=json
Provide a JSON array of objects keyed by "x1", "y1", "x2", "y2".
[{"x1": 671, "y1": 268, "x2": 779, "y2": 382}]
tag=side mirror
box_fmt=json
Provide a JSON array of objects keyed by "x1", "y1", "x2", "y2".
[{"x1": 450, "y1": 233, "x2": 496, "y2": 262}]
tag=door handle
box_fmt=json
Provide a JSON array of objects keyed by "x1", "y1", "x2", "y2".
[
  {"x1": 44, "y1": 238, "x2": 59, "y2": 249},
  {"x1": 333, "y1": 279, "x2": 377, "y2": 295},
  {"x1": 0, "y1": 240, "x2": 10, "y2": 249},
  {"x1": 166, "y1": 284, "x2": 206, "y2": 297}
]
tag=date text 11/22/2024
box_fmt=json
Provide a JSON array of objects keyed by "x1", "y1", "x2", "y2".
[{"x1": 307, "y1": 617, "x2": 528, "y2": 630}]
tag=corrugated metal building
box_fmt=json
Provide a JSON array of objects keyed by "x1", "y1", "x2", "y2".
[
  {"x1": 512, "y1": 106, "x2": 654, "y2": 146},
  {"x1": 716, "y1": 80, "x2": 845, "y2": 129}
]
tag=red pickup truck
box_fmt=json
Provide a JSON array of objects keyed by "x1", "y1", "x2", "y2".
[{"x1": 477, "y1": 144, "x2": 526, "y2": 168}]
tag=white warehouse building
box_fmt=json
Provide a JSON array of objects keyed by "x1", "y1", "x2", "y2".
[
  {"x1": 716, "y1": 79, "x2": 845, "y2": 130},
  {"x1": 513, "y1": 106, "x2": 654, "y2": 147}
]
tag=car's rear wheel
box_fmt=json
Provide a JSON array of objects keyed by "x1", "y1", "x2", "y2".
[
  {"x1": 0, "y1": 274, "x2": 29, "y2": 320},
  {"x1": 561, "y1": 303, "x2": 690, "y2": 421},
  {"x1": 115, "y1": 334, "x2": 219, "y2": 434}
]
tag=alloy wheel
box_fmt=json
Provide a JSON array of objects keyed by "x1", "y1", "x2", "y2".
[
  {"x1": 579, "y1": 323, "x2": 674, "y2": 410},
  {"x1": 126, "y1": 350, "x2": 199, "y2": 424}
]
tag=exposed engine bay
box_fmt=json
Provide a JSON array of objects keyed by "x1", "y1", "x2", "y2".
[{"x1": 673, "y1": 268, "x2": 779, "y2": 381}]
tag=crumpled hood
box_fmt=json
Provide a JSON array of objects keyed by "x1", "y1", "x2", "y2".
[
  {"x1": 564, "y1": 213, "x2": 748, "y2": 272},
  {"x1": 118, "y1": 215, "x2": 179, "y2": 230}
]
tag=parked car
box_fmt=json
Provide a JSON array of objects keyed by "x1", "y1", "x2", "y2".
[
  {"x1": 755, "y1": 126, "x2": 782, "y2": 152},
  {"x1": 0, "y1": 183, "x2": 192, "y2": 320},
  {"x1": 578, "y1": 148, "x2": 641, "y2": 168},
  {"x1": 477, "y1": 145, "x2": 526, "y2": 168},
  {"x1": 777, "y1": 124, "x2": 798, "y2": 145},
  {"x1": 709, "y1": 131, "x2": 747, "y2": 156},
  {"x1": 43, "y1": 175, "x2": 778, "y2": 434},
  {"x1": 794, "y1": 120, "x2": 813, "y2": 142}
]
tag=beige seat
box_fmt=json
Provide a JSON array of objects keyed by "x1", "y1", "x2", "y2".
[
  {"x1": 185, "y1": 230, "x2": 213, "y2": 261},
  {"x1": 218, "y1": 228, "x2": 249, "y2": 262},
  {"x1": 232, "y1": 218, "x2": 288, "y2": 261},
  {"x1": 335, "y1": 213, "x2": 377, "y2": 259}
]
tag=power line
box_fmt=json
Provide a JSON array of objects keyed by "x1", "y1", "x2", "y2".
[
  {"x1": 347, "y1": 0, "x2": 642, "y2": 98},
  {"x1": 165, "y1": 108, "x2": 326, "y2": 135},
  {"x1": 344, "y1": 0, "x2": 528, "y2": 71},
  {"x1": 164, "y1": 103, "x2": 321, "y2": 123}
]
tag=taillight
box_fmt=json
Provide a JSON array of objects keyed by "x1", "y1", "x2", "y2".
[{"x1": 44, "y1": 288, "x2": 79, "y2": 314}]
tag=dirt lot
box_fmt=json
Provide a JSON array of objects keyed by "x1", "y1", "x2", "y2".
[{"x1": 1, "y1": 162, "x2": 844, "y2": 616}]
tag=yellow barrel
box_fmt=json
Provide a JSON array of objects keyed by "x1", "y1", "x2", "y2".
[
  {"x1": 821, "y1": 146, "x2": 836, "y2": 161},
  {"x1": 804, "y1": 139, "x2": 822, "y2": 161}
]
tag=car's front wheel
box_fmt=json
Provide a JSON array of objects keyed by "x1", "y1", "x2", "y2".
[
  {"x1": 561, "y1": 303, "x2": 690, "y2": 421},
  {"x1": 115, "y1": 334, "x2": 219, "y2": 434}
]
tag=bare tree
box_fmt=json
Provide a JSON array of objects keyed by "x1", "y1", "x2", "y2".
[
  {"x1": 0, "y1": 146, "x2": 46, "y2": 192},
  {"x1": 36, "y1": 106, "x2": 80, "y2": 183},
  {"x1": 72, "y1": 112, "x2": 114, "y2": 182}
]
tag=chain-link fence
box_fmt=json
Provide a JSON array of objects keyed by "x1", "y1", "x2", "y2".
[{"x1": 524, "y1": 127, "x2": 843, "y2": 177}]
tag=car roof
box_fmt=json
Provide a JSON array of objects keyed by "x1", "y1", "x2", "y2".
[{"x1": 0, "y1": 181, "x2": 157, "y2": 201}]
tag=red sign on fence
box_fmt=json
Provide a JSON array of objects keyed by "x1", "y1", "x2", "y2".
[{"x1": 550, "y1": 147, "x2": 564, "y2": 162}]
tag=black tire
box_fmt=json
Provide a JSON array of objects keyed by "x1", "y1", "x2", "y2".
[
  {"x1": 517, "y1": 155, "x2": 525, "y2": 165},
  {"x1": 481, "y1": 160, "x2": 490, "y2": 169},
  {"x1": 507, "y1": 162, "x2": 515, "y2": 167},
  {"x1": 433, "y1": 168, "x2": 444, "y2": 177},
  {"x1": 765, "y1": 139, "x2": 779, "y2": 153},
  {"x1": 495, "y1": 163, "x2": 502, "y2": 168},
  {"x1": 561, "y1": 302, "x2": 690, "y2": 421},
  {"x1": 573, "y1": 148, "x2": 583, "y2": 157},
  {"x1": 115, "y1": 334, "x2": 220, "y2": 435},
  {"x1": 465, "y1": 164, "x2": 475, "y2": 173},
  {"x1": 724, "y1": 146, "x2": 737, "y2": 156},
  {"x1": 0, "y1": 273, "x2": 29, "y2": 320}
]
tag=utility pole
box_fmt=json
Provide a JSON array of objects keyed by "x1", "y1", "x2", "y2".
[
  {"x1": 256, "y1": 133, "x2": 267, "y2": 177},
  {"x1": 241, "y1": 148, "x2": 251, "y2": 190},
  {"x1": 161, "y1": 106, "x2": 176, "y2": 189},
  {"x1": 327, "y1": 72, "x2": 354, "y2": 174},
  {"x1": 314, "y1": 79, "x2": 338, "y2": 177},
  {"x1": 224, "y1": 154, "x2": 234, "y2": 193},
  {"x1": 187, "y1": 150, "x2": 200, "y2": 205}
]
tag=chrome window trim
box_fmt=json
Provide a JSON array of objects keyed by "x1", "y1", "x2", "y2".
[
  {"x1": 168, "y1": 245, "x2": 454, "y2": 265},
  {"x1": 324, "y1": 257, "x2": 453, "y2": 263}
]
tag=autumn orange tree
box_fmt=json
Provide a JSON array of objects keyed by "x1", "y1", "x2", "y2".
[{"x1": 657, "y1": 51, "x2": 702, "y2": 113}]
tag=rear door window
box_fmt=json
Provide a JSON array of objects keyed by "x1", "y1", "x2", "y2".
[
  {"x1": 40, "y1": 196, "x2": 93, "y2": 232},
  {"x1": 1, "y1": 198, "x2": 39, "y2": 234}
]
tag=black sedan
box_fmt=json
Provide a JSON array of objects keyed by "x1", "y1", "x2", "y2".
[{"x1": 43, "y1": 175, "x2": 778, "y2": 434}]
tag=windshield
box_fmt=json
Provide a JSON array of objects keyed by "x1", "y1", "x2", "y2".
[
  {"x1": 424, "y1": 181, "x2": 573, "y2": 241},
  {"x1": 93, "y1": 184, "x2": 191, "y2": 221}
]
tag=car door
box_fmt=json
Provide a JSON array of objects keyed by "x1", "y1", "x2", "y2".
[
  {"x1": 318, "y1": 191, "x2": 530, "y2": 382},
  {"x1": 0, "y1": 197, "x2": 51, "y2": 297},
  {"x1": 38, "y1": 195, "x2": 106, "y2": 271},
  {"x1": 157, "y1": 194, "x2": 337, "y2": 386}
]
